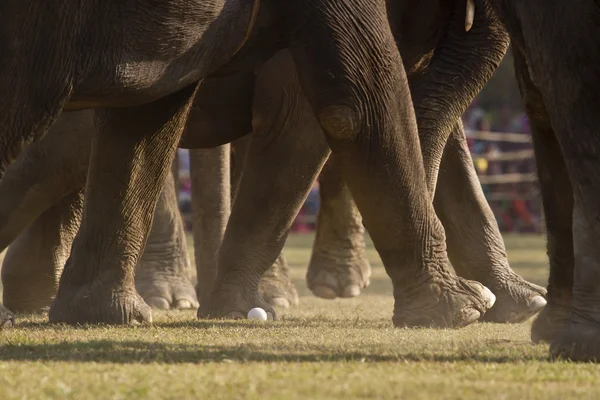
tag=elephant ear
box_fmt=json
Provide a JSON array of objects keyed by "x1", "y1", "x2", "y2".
[{"x1": 179, "y1": 70, "x2": 255, "y2": 149}]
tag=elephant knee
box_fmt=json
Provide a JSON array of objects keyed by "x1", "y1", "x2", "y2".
[{"x1": 317, "y1": 105, "x2": 360, "y2": 143}]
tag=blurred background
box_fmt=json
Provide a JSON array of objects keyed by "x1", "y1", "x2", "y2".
[{"x1": 176, "y1": 48, "x2": 542, "y2": 236}]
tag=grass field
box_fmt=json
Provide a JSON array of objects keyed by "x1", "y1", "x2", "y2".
[{"x1": 1, "y1": 233, "x2": 599, "y2": 399}]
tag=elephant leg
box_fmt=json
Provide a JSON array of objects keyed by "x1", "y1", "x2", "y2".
[
  {"x1": 510, "y1": 31, "x2": 600, "y2": 360},
  {"x1": 528, "y1": 121, "x2": 573, "y2": 342},
  {"x1": 231, "y1": 135, "x2": 299, "y2": 309},
  {"x1": 307, "y1": 157, "x2": 370, "y2": 299},
  {"x1": 0, "y1": 111, "x2": 91, "y2": 251},
  {"x1": 185, "y1": 70, "x2": 254, "y2": 307},
  {"x1": 507, "y1": 49, "x2": 574, "y2": 342},
  {"x1": 284, "y1": 1, "x2": 494, "y2": 327},
  {"x1": 198, "y1": 50, "x2": 329, "y2": 319},
  {"x1": 0, "y1": 111, "x2": 91, "y2": 325},
  {"x1": 549, "y1": 132, "x2": 600, "y2": 360},
  {"x1": 191, "y1": 138, "x2": 299, "y2": 310},
  {"x1": 136, "y1": 170, "x2": 198, "y2": 310},
  {"x1": 434, "y1": 122, "x2": 546, "y2": 323},
  {"x1": 49, "y1": 85, "x2": 197, "y2": 325},
  {"x1": 258, "y1": 253, "x2": 299, "y2": 308},
  {"x1": 502, "y1": 5, "x2": 600, "y2": 360},
  {"x1": 190, "y1": 145, "x2": 231, "y2": 306},
  {"x1": 2, "y1": 190, "x2": 84, "y2": 313}
]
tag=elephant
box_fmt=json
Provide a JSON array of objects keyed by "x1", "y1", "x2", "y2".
[
  {"x1": 0, "y1": 110, "x2": 199, "y2": 315},
  {"x1": 0, "y1": 0, "x2": 500, "y2": 318},
  {"x1": 477, "y1": 0, "x2": 600, "y2": 361},
  {"x1": 0, "y1": 0, "x2": 510, "y2": 328},
  {"x1": 0, "y1": 49, "x2": 543, "y2": 325},
  {"x1": 0, "y1": 110, "x2": 305, "y2": 318},
  {"x1": 195, "y1": 47, "x2": 545, "y2": 324},
  {"x1": 188, "y1": 145, "x2": 299, "y2": 309},
  {"x1": 189, "y1": 0, "x2": 544, "y2": 323}
]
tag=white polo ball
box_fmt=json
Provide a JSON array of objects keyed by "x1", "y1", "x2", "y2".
[{"x1": 247, "y1": 307, "x2": 268, "y2": 321}]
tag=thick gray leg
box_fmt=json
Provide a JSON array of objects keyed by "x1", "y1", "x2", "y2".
[
  {"x1": 0, "y1": 111, "x2": 91, "y2": 322},
  {"x1": 49, "y1": 85, "x2": 197, "y2": 325},
  {"x1": 0, "y1": 108, "x2": 197, "y2": 313},
  {"x1": 136, "y1": 170, "x2": 198, "y2": 310},
  {"x1": 434, "y1": 122, "x2": 546, "y2": 323},
  {"x1": 2, "y1": 190, "x2": 83, "y2": 313},
  {"x1": 507, "y1": 47, "x2": 573, "y2": 340},
  {"x1": 184, "y1": 71, "x2": 254, "y2": 306},
  {"x1": 284, "y1": 2, "x2": 494, "y2": 328},
  {"x1": 307, "y1": 157, "x2": 370, "y2": 299},
  {"x1": 190, "y1": 145, "x2": 231, "y2": 306},
  {"x1": 231, "y1": 136, "x2": 299, "y2": 309},
  {"x1": 198, "y1": 51, "x2": 328, "y2": 319},
  {"x1": 258, "y1": 253, "x2": 299, "y2": 308},
  {"x1": 0, "y1": 111, "x2": 91, "y2": 251},
  {"x1": 499, "y1": 7, "x2": 600, "y2": 360},
  {"x1": 191, "y1": 139, "x2": 299, "y2": 310}
]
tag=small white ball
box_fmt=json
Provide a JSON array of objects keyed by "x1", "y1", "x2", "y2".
[{"x1": 247, "y1": 307, "x2": 268, "y2": 321}]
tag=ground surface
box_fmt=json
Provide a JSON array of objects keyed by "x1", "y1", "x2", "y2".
[{"x1": 1, "y1": 234, "x2": 599, "y2": 399}]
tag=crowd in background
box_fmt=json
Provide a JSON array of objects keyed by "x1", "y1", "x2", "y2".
[{"x1": 463, "y1": 103, "x2": 542, "y2": 233}]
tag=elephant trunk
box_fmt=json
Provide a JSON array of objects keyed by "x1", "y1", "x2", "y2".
[{"x1": 410, "y1": 0, "x2": 509, "y2": 194}]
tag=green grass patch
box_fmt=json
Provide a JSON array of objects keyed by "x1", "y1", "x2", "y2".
[{"x1": 2, "y1": 233, "x2": 598, "y2": 399}]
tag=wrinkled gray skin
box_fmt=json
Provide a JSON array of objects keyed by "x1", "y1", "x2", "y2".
[
  {"x1": 0, "y1": 111, "x2": 198, "y2": 316},
  {"x1": 202, "y1": 48, "x2": 544, "y2": 323},
  {"x1": 192, "y1": 139, "x2": 299, "y2": 309},
  {"x1": 191, "y1": 0, "x2": 545, "y2": 323},
  {"x1": 188, "y1": 144, "x2": 298, "y2": 309},
  {"x1": 0, "y1": 0, "x2": 530, "y2": 329},
  {"x1": 306, "y1": 158, "x2": 372, "y2": 301},
  {"x1": 479, "y1": 0, "x2": 600, "y2": 361},
  {"x1": 229, "y1": 139, "x2": 300, "y2": 308},
  {"x1": 0, "y1": 113, "x2": 296, "y2": 322}
]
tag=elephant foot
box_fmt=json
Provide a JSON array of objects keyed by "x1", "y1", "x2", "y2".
[
  {"x1": 392, "y1": 274, "x2": 496, "y2": 328},
  {"x1": 550, "y1": 319, "x2": 600, "y2": 362},
  {"x1": 306, "y1": 250, "x2": 371, "y2": 299},
  {"x1": 259, "y1": 254, "x2": 299, "y2": 309},
  {"x1": 477, "y1": 272, "x2": 547, "y2": 323},
  {"x1": 3, "y1": 281, "x2": 55, "y2": 314},
  {"x1": 531, "y1": 301, "x2": 571, "y2": 343},
  {"x1": 49, "y1": 281, "x2": 152, "y2": 325},
  {"x1": 2, "y1": 254, "x2": 60, "y2": 314},
  {"x1": 0, "y1": 305, "x2": 14, "y2": 329},
  {"x1": 136, "y1": 273, "x2": 199, "y2": 311},
  {"x1": 198, "y1": 281, "x2": 276, "y2": 321}
]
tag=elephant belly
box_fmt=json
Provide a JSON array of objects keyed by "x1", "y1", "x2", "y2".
[{"x1": 68, "y1": 0, "x2": 257, "y2": 109}]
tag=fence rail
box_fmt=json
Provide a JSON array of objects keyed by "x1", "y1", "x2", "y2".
[
  {"x1": 478, "y1": 173, "x2": 538, "y2": 185},
  {"x1": 467, "y1": 129, "x2": 532, "y2": 143},
  {"x1": 467, "y1": 129, "x2": 536, "y2": 184},
  {"x1": 477, "y1": 149, "x2": 534, "y2": 162}
]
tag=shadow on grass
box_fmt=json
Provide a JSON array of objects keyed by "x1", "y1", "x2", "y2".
[
  {"x1": 12, "y1": 316, "x2": 393, "y2": 331},
  {"x1": 0, "y1": 338, "x2": 546, "y2": 364}
]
